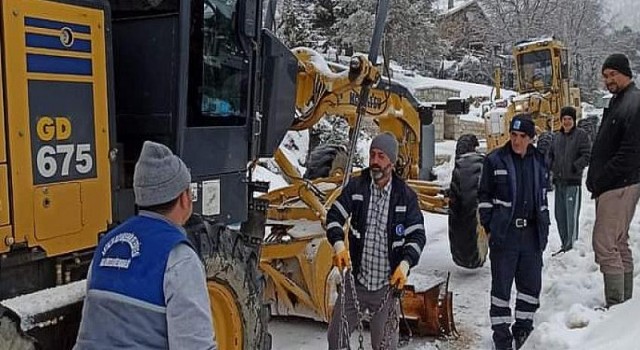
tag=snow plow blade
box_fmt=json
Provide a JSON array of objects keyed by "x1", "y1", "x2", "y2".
[
  {"x1": 401, "y1": 272, "x2": 457, "y2": 337},
  {"x1": 0, "y1": 281, "x2": 85, "y2": 350}
]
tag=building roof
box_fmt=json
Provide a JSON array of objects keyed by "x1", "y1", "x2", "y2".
[{"x1": 441, "y1": 0, "x2": 482, "y2": 18}]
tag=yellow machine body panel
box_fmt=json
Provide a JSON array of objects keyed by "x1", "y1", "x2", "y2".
[
  {"x1": 2, "y1": 0, "x2": 111, "y2": 256},
  {"x1": 0, "y1": 21, "x2": 10, "y2": 253}
]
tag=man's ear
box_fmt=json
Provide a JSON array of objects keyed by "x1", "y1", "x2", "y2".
[{"x1": 180, "y1": 190, "x2": 191, "y2": 208}]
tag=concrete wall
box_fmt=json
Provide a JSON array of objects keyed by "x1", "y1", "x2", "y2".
[
  {"x1": 444, "y1": 114, "x2": 485, "y2": 140},
  {"x1": 415, "y1": 87, "x2": 460, "y2": 103},
  {"x1": 433, "y1": 110, "x2": 445, "y2": 141}
]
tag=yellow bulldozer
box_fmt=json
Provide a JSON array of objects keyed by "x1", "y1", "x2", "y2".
[
  {"x1": 0, "y1": 0, "x2": 296, "y2": 348},
  {"x1": 258, "y1": 47, "x2": 457, "y2": 336},
  {"x1": 447, "y1": 37, "x2": 583, "y2": 270},
  {"x1": 485, "y1": 37, "x2": 582, "y2": 149},
  {"x1": 0, "y1": 0, "x2": 455, "y2": 349}
]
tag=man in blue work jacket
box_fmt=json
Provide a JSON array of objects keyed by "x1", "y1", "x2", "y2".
[{"x1": 478, "y1": 115, "x2": 550, "y2": 350}]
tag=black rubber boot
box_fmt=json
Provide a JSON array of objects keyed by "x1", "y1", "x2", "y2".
[
  {"x1": 604, "y1": 273, "x2": 625, "y2": 307},
  {"x1": 624, "y1": 271, "x2": 633, "y2": 301}
]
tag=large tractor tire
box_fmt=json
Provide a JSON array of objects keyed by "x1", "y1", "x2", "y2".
[
  {"x1": 577, "y1": 115, "x2": 599, "y2": 143},
  {"x1": 304, "y1": 144, "x2": 348, "y2": 180},
  {"x1": 448, "y1": 135, "x2": 487, "y2": 269},
  {"x1": 186, "y1": 211, "x2": 270, "y2": 350},
  {"x1": 0, "y1": 308, "x2": 36, "y2": 350}
]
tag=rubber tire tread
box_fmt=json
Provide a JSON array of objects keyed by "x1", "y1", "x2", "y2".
[
  {"x1": 448, "y1": 151, "x2": 486, "y2": 269},
  {"x1": 304, "y1": 144, "x2": 347, "y2": 179},
  {"x1": 186, "y1": 217, "x2": 270, "y2": 350},
  {"x1": 0, "y1": 308, "x2": 37, "y2": 350}
]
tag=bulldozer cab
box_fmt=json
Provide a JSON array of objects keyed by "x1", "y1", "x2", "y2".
[
  {"x1": 516, "y1": 45, "x2": 554, "y2": 93},
  {"x1": 109, "y1": 0, "x2": 297, "y2": 223},
  {"x1": 513, "y1": 38, "x2": 571, "y2": 98}
]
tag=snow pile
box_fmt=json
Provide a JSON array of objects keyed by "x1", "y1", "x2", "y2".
[
  {"x1": 522, "y1": 179, "x2": 640, "y2": 350},
  {"x1": 270, "y1": 139, "x2": 640, "y2": 350},
  {"x1": 432, "y1": 140, "x2": 457, "y2": 187}
]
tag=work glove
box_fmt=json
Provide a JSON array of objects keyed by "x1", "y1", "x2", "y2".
[
  {"x1": 333, "y1": 241, "x2": 351, "y2": 269},
  {"x1": 389, "y1": 260, "x2": 410, "y2": 290}
]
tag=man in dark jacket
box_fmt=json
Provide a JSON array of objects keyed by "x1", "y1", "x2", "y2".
[
  {"x1": 550, "y1": 106, "x2": 591, "y2": 255},
  {"x1": 326, "y1": 132, "x2": 426, "y2": 350},
  {"x1": 586, "y1": 53, "x2": 640, "y2": 307},
  {"x1": 479, "y1": 115, "x2": 550, "y2": 350}
]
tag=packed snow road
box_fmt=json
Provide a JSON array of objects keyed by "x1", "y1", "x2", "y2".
[{"x1": 269, "y1": 178, "x2": 640, "y2": 350}]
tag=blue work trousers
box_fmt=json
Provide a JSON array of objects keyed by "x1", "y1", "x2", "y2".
[{"x1": 489, "y1": 225, "x2": 542, "y2": 350}]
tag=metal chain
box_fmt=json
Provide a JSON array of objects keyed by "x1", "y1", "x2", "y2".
[
  {"x1": 346, "y1": 270, "x2": 366, "y2": 350},
  {"x1": 338, "y1": 268, "x2": 400, "y2": 350},
  {"x1": 377, "y1": 288, "x2": 400, "y2": 350},
  {"x1": 338, "y1": 270, "x2": 349, "y2": 350}
]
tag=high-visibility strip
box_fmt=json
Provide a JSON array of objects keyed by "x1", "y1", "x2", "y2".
[
  {"x1": 515, "y1": 311, "x2": 535, "y2": 320},
  {"x1": 333, "y1": 201, "x2": 349, "y2": 219},
  {"x1": 405, "y1": 224, "x2": 424, "y2": 235},
  {"x1": 493, "y1": 199, "x2": 512, "y2": 207},
  {"x1": 395, "y1": 205, "x2": 407, "y2": 212},
  {"x1": 406, "y1": 242, "x2": 422, "y2": 255},
  {"x1": 352, "y1": 194, "x2": 364, "y2": 201},
  {"x1": 491, "y1": 296, "x2": 510, "y2": 308},
  {"x1": 392, "y1": 239, "x2": 405, "y2": 249},
  {"x1": 327, "y1": 222, "x2": 342, "y2": 230},
  {"x1": 517, "y1": 293, "x2": 539, "y2": 305},
  {"x1": 491, "y1": 316, "x2": 512, "y2": 325},
  {"x1": 479, "y1": 202, "x2": 494, "y2": 209}
]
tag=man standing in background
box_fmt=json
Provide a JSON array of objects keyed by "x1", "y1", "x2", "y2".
[
  {"x1": 550, "y1": 106, "x2": 591, "y2": 255},
  {"x1": 587, "y1": 53, "x2": 640, "y2": 307}
]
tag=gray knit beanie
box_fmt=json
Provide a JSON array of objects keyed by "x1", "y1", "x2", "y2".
[
  {"x1": 370, "y1": 132, "x2": 398, "y2": 163},
  {"x1": 133, "y1": 141, "x2": 191, "y2": 207}
]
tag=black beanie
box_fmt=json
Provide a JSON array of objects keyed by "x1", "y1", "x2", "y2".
[
  {"x1": 510, "y1": 114, "x2": 536, "y2": 138},
  {"x1": 602, "y1": 53, "x2": 633, "y2": 78},
  {"x1": 560, "y1": 106, "x2": 577, "y2": 122}
]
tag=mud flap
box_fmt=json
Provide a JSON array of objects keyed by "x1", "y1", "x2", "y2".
[{"x1": 186, "y1": 197, "x2": 271, "y2": 350}]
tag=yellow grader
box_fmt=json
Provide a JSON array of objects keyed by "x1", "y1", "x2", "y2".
[
  {"x1": 258, "y1": 47, "x2": 456, "y2": 337},
  {"x1": 447, "y1": 37, "x2": 583, "y2": 270},
  {"x1": 0, "y1": 0, "x2": 454, "y2": 349},
  {"x1": 485, "y1": 37, "x2": 582, "y2": 149}
]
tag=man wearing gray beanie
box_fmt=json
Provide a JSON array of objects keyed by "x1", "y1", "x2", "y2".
[
  {"x1": 587, "y1": 52, "x2": 640, "y2": 308},
  {"x1": 326, "y1": 132, "x2": 426, "y2": 349},
  {"x1": 75, "y1": 141, "x2": 217, "y2": 349}
]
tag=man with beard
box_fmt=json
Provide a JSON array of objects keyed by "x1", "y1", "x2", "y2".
[
  {"x1": 326, "y1": 132, "x2": 426, "y2": 350},
  {"x1": 587, "y1": 53, "x2": 640, "y2": 307}
]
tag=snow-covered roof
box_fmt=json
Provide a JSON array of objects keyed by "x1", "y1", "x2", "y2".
[
  {"x1": 396, "y1": 74, "x2": 516, "y2": 100},
  {"x1": 441, "y1": 0, "x2": 481, "y2": 18},
  {"x1": 433, "y1": 0, "x2": 468, "y2": 11},
  {"x1": 514, "y1": 37, "x2": 556, "y2": 48}
]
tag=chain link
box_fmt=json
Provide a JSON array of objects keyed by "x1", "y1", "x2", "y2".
[
  {"x1": 378, "y1": 290, "x2": 400, "y2": 350},
  {"x1": 338, "y1": 268, "x2": 401, "y2": 350}
]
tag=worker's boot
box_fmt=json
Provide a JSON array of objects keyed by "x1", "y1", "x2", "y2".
[
  {"x1": 604, "y1": 273, "x2": 625, "y2": 307},
  {"x1": 624, "y1": 271, "x2": 634, "y2": 301},
  {"x1": 513, "y1": 329, "x2": 531, "y2": 350}
]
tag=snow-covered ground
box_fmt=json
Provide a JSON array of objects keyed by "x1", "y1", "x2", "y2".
[{"x1": 268, "y1": 140, "x2": 640, "y2": 350}]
